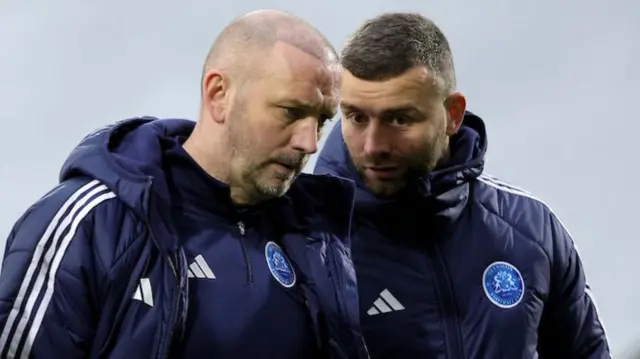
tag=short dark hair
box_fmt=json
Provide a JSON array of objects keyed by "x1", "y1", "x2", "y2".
[{"x1": 341, "y1": 12, "x2": 456, "y2": 94}]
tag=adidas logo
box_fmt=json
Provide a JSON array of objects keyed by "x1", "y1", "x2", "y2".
[
  {"x1": 187, "y1": 254, "x2": 216, "y2": 279},
  {"x1": 132, "y1": 277, "x2": 154, "y2": 307},
  {"x1": 366, "y1": 289, "x2": 405, "y2": 316}
]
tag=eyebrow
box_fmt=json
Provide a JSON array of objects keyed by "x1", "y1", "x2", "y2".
[
  {"x1": 283, "y1": 99, "x2": 336, "y2": 119},
  {"x1": 340, "y1": 101, "x2": 420, "y2": 116},
  {"x1": 339, "y1": 102, "x2": 360, "y2": 113}
]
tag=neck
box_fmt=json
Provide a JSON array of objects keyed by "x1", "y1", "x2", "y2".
[
  {"x1": 182, "y1": 122, "x2": 255, "y2": 206},
  {"x1": 183, "y1": 126, "x2": 228, "y2": 178},
  {"x1": 434, "y1": 138, "x2": 452, "y2": 169}
]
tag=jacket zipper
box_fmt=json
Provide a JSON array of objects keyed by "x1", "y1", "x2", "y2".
[
  {"x1": 237, "y1": 221, "x2": 254, "y2": 284},
  {"x1": 327, "y1": 241, "x2": 369, "y2": 359},
  {"x1": 143, "y1": 180, "x2": 182, "y2": 359},
  {"x1": 146, "y1": 226, "x2": 181, "y2": 359},
  {"x1": 427, "y1": 244, "x2": 465, "y2": 359}
]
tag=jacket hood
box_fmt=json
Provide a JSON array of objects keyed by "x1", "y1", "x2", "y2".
[
  {"x1": 314, "y1": 111, "x2": 488, "y2": 227},
  {"x1": 61, "y1": 117, "x2": 194, "y2": 213},
  {"x1": 60, "y1": 116, "x2": 358, "y2": 249},
  {"x1": 60, "y1": 117, "x2": 195, "y2": 250}
]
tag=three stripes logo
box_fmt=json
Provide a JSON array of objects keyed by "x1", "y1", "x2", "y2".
[
  {"x1": 132, "y1": 277, "x2": 154, "y2": 307},
  {"x1": 187, "y1": 254, "x2": 216, "y2": 279},
  {"x1": 0, "y1": 180, "x2": 116, "y2": 359},
  {"x1": 367, "y1": 288, "x2": 405, "y2": 316}
]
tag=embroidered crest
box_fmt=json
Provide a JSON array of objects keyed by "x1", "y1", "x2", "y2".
[
  {"x1": 265, "y1": 241, "x2": 296, "y2": 288},
  {"x1": 482, "y1": 261, "x2": 524, "y2": 308}
]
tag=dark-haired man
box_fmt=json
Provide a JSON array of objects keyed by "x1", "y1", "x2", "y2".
[{"x1": 314, "y1": 12, "x2": 611, "y2": 358}]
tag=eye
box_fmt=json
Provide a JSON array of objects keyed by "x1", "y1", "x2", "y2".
[
  {"x1": 388, "y1": 116, "x2": 410, "y2": 127},
  {"x1": 282, "y1": 107, "x2": 305, "y2": 121},
  {"x1": 345, "y1": 111, "x2": 367, "y2": 125}
]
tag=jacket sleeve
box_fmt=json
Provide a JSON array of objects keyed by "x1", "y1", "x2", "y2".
[
  {"x1": 0, "y1": 180, "x2": 117, "y2": 359},
  {"x1": 538, "y1": 213, "x2": 611, "y2": 358}
]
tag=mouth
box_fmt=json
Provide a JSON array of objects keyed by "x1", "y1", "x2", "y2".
[
  {"x1": 272, "y1": 161, "x2": 298, "y2": 174},
  {"x1": 365, "y1": 166, "x2": 401, "y2": 179},
  {"x1": 369, "y1": 166, "x2": 398, "y2": 171}
]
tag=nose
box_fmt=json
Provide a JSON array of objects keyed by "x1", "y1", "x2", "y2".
[
  {"x1": 290, "y1": 118, "x2": 319, "y2": 155},
  {"x1": 363, "y1": 121, "x2": 391, "y2": 157}
]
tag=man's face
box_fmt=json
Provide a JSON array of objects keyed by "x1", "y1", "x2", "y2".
[
  {"x1": 340, "y1": 67, "x2": 462, "y2": 196},
  {"x1": 227, "y1": 42, "x2": 340, "y2": 203}
]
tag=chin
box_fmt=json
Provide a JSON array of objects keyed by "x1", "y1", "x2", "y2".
[
  {"x1": 365, "y1": 180, "x2": 404, "y2": 197},
  {"x1": 259, "y1": 178, "x2": 294, "y2": 198}
]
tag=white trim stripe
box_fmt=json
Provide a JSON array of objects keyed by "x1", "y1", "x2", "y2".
[
  {"x1": 22, "y1": 191, "x2": 116, "y2": 359},
  {"x1": 478, "y1": 174, "x2": 577, "y2": 249},
  {"x1": 476, "y1": 173, "x2": 610, "y2": 344},
  {"x1": 585, "y1": 286, "x2": 610, "y2": 351},
  {"x1": 0, "y1": 180, "x2": 116, "y2": 359},
  {"x1": 479, "y1": 173, "x2": 532, "y2": 196},
  {"x1": 0, "y1": 180, "x2": 101, "y2": 354}
]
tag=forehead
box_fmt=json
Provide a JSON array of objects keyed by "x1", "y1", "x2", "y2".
[
  {"x1": 340, "y1": 67, "x2": 439, "y2": 113},
  {"x1": 262, "y1": 42, "x2": 340, "y2": 110}
]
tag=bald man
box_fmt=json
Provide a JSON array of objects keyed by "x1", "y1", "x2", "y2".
[{"x1": 0, "y1": 10, "x2": 369, "y2": 359}]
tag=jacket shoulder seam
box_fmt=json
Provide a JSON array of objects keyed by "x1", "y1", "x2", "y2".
[
  {"x1": 476, "y1": 174, "x2": 575, "y2": 243},
  {"x1": 473, "y1": 174, "x2": 554, "y2": 263},
  {"x1": 476, "y1": 174, "x2": 579, "y2": 253},
  {"x1": 473, "y1": 196, "x2": 552, "y2": 264}
]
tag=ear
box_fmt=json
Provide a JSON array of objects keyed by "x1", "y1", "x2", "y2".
[
  {"x1": 201, "y1": 68, "x2": 229, "y2": 124},
  {"x1": 444, "y1": 92, "x2": 467, "y2": 136}
]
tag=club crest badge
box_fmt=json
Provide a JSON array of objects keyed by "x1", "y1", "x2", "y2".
[
  {"x1": 265, "y1": 241, "x2": 296, "y2": 288},
  {"x1": 482, "y1": 261, "x2": 525, "y2": 309}
]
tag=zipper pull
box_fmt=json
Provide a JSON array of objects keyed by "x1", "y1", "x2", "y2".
[{"x1": 237, "y1": 221, "x2": 245, "y2": 235}]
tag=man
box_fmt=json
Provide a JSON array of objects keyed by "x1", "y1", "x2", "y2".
[
  {"x1": 0, "y1": 9, "x2": 369, "y2": 359},
  {"x1": 314, "y1": 12, "x2": 610, "y2": 358}
]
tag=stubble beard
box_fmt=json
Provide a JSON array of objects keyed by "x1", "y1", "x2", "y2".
[
  {"x1": 227, "y1": 103, "x2": 302, "y2": 204},
  {"x1": 357, "y1": 131, "x2": 449, "y2": 197},
  {"x1": 260, "y1": 151, "x2": 308, "y2": 198}
]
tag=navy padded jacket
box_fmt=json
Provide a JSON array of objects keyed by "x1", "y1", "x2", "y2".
[
  {"x1": 0, "y1": 117, "x2": 369, "y2": 359},
  {"x1": 314, "y1": 113, "x2": 610, "y2": 358}
]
